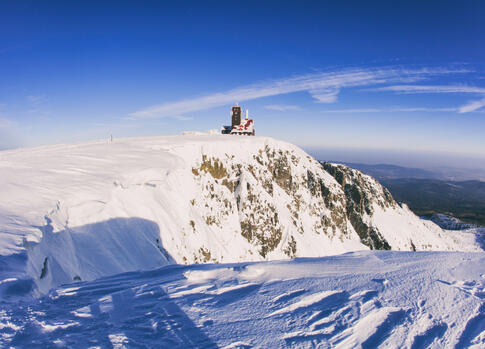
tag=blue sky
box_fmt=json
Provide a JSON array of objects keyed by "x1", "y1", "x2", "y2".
[{"x1": 1, "y1": 1, "x2": 484, "y2": 169}]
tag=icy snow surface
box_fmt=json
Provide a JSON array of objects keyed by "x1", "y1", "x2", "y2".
[{"x1": 1, "y1": 251, "x2": 484, "y2": 348}]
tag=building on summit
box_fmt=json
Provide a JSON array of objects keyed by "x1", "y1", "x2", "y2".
[{"x1": 221, "y1": 104, "x2": 255, "y2": 136}]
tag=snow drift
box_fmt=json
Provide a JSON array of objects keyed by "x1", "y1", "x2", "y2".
[
  {"x1": 2, "y1": 251, "x2": 485, "y2": 347},
  {"x1": 0, "y1": 135, "x2": 482, "y2": 296}
]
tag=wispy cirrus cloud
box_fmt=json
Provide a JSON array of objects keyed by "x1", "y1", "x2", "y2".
[
  {"x1": 371, "y1": 84, "x2": 485, "y2": 113},
  {"x1": 27, "y1": 94, "x2": 48, "y2": 114},
  {"x1": 129, "y1": 66, "x2": 468, "y2": 119},
  {"x1": 371, "y1": 84, "x2": 485, "y2": 94},
  {"x1": 264, "y1": 104, "x2": 302, "y2": 111},
  {"x1": 27, "y1": 94, "x2": 47, "y2": 105},
  {"x1": 458, "y1": 97, "x2": 485, "y2": 113},
  {"x1": 321, "y1": 107, "x2": 458, "y2": 113},
  {"x1": 309, "y1": 87, "x2": 340, "y2": 103},
  {"x1": 174, "y1": 115, "x2": 194, "y2": 121}
]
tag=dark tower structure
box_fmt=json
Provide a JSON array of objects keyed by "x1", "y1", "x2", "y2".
[{"x1": 231, "y1": 105, "x2": 241, "y2": 127}]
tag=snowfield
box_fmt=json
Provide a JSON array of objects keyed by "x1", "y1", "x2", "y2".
[
  {"x1": 0, "y1": 134, "x2": 483, "y2": 297},
  {"x1": 1, "y1": 251, "x2": 484, "y2": 348},
  {"x1": 0, "y1": 134, "x2": 484, "y2": 347}
]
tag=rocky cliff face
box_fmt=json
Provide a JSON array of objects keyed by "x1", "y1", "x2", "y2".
[
  {"x1": 0, "y1": 135, "x2": 481, "y2": 296},
  {"x1": 189, "y1": 144, "x2": 396, "y2": 260},
  {"x1": 320, "y1": 162, "x2": 394, "y2": 250},
  {"x1": 182, "y1": 137, "x2": 475, "y2": 263}
]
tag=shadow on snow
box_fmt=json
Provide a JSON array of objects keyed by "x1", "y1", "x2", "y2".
[{"x1": 1, "y1": 217, "x2": 217, "y2": 347}]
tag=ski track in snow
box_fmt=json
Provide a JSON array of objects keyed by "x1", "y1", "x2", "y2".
[{"x1": 1, "y1": 251, "x2": 484, "y2": 348}]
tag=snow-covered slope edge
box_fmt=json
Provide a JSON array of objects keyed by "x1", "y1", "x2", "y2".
[{"x1": 0, "y1": 135, "x2": 482, "y2": 296}]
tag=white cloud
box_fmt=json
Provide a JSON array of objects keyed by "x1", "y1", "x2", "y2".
[
  {"x1": 264, "y1": 104, "x2": 302, "y2": 111},
  {"x1": 371, "y1": 84, "x2": 485, "y2": 94},
  {"x1": 173, "y1": 115, "x2": 193, "y2": 121},
  {"x1": 369, "y1": 84, "x2": 485, "y2": 114},
  {"x1": 310, "y1": 88, "x2": 340, "y2": 103},
  {"x1": 27, "y1": 95, "x2": 47, "y2": 105},
  {"x1": 130, "y1": 66, "x2": 467, "y2": 119},
  {"x1": 321, "y1": 107, "x2": 458, "y2": 113},
  {"x1": 458, "y1": 97, "x2": 485, "y2": 113},
  {"x1": 322, "y1": 108, "x2": 383, "y2": 113}
]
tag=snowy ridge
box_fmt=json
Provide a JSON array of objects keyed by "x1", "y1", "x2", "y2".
[
  {"x1": 1, "y1": 251, "x2": 484, "y2": 347},
  {"x1": 0, "y1": 135, "x2": 482, "y2": 296}
]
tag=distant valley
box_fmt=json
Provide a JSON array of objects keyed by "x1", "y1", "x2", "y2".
[{"x1": 328, "y1": 162, "x2": 485, "y2": 227}]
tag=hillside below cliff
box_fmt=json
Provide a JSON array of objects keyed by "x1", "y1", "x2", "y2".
[{"x1": 0, "y1": 135, "x2": 482, "y2": 297}]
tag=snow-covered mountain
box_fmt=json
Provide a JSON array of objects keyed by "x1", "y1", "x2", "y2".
[{"x1": 0, "y1": 135, "x2": 482, "y2": 297}]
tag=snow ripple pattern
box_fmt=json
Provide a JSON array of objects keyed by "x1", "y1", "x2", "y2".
[{"x1": 1, "y1": 251, "x2": 484, "y2": 348}]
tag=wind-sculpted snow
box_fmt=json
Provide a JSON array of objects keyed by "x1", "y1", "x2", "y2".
[
  {"x1": 1, "y1": 251, "x2": 484, "y2": 348},
  {"x1": 0, "y1": 135, "x2": 483, "y2": 296}
]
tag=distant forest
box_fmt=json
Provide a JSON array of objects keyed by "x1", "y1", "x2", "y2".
[
  {"x1": 324, "y1": 161, "x2": 485, "y2": 227},
  {"x1": 380, "y1": 179, "x2": 485, "y2": 227}
]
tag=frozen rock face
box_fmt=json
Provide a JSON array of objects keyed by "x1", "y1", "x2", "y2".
[
  {"x1": 319, "y1": 162, "x2": 395, "y2": 250},
  {"x1": 0, "y1": 135, "x2": 482, "y2": 295},
  {"x1": 190, "y1": 145, "x2": 394, "y2": 260},
  {"x1": 189, "y1": 142, "x2": 475, "y2": 260}
]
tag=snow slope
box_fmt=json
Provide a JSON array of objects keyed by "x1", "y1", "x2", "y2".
[
  {"x1": 1, "y1": 251, "x2": 484, "y2": 348},
  {"x1": 0, "y1": 135, "x2": 483, "y2": 296}
]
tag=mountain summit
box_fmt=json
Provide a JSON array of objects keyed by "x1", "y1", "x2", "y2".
[{"x1": 0, "y1": 135, "x2": 481, "y2": 296}]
